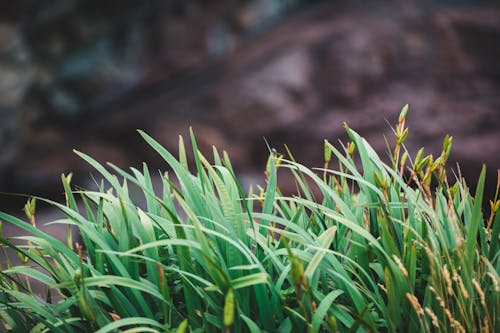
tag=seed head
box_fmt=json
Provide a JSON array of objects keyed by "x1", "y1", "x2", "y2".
[
  {"x1": 406, "y1": 293, "x2": 423, "y2": 317},
  {"x1": 399, "y1": 104, "x2": 409, "y2": 122},
  {"x1": 425, "y1": 307, "x2": 440, "y2": 328},
  {"x1": 392, "y1": 255, "x2": 408, "y2": 277}
]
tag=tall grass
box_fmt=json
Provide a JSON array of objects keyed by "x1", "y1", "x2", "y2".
[{"x1": 0, "y1": 106, "x2": 498, "y2": 332}]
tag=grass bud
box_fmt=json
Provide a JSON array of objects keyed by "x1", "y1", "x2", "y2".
[
  {"x1": 324, "y1": 140, "x2": 332, "y2": 163},
  {"x1": 329, "y1": 315, "x2": 338, "y2": 332},
  {"x1": 443, "y1": 135, "x2": 453, "y2": 156},
  {"x1": 23, "y1": 198, "x2": 36, "y2": 226},
  {"x1": 399, "y1": 104, "x2": 409, "y2": 122},
  {"x1": 290, "y1": 255, "x2": 304, "y2": 288},
  {"x1": 177, "y1": 319, "x2": 188, "y2": 333},
  {"x1": 397, "y1": 128, "x2": 409, "y2": 145},
  {"x1": 17, "y1": 252, "x2": 29, "y2": 264},
  {"x1": 431, "y1": 155, "x2": 444, "y2": 172},
  {"x1": 415, "y1": 154, "x2": 431, "y2": 173},
  {"x1": 490, "y1": 200, "x2": 500, "y2": 213},
  {"x1": 374, "y1": 171, "x2": 387, "y2": 190},
  {"x1": 400, "y1": 151, "x2": 409, "y2": 173},
  {"x1": 346, "y1": 142, "x2": 356, "y2": 155},
  {"x1": 414, "y1": 148, "x2": 424, "y2": 169},
  {"x1": 223, "y1": 288, "x2": 235, "y2": 328}
]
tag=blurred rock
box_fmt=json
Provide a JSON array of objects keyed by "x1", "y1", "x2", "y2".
[
  {"x1": 219, "y1": 47, "x2": 314, "y2": 135},
  {"x1": 156, "y1": 4, "x2": 499, "y2": 196},
  {"x1": 1, "y1": 1, "x2": 499, "y2": 210},
  {"x1": 0, "y1": 0, "x2": 307, "y2": 206},
  {"x1": 0, "y1": 22, "x2": 33, "y2": 182}
]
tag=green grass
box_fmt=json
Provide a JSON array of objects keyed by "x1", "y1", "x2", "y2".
[{"x1": 0, "y1": 106, "x2": 498, "y2": 332}]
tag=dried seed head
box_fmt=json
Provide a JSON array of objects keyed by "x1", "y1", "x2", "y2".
[
  {"x1": 453, "y1": 273, "x2": 469, "y2": 299},
  {"x1": 444, "y1": 308, "x2": 454, "y2": 326},
  {"x1": 425, "y1": 307, "x2": 440, "y2": 328},
  {"x1": 442, "y1": 265, "x2": 453, "y2": 296},
  {"x1": 156, "y1": 263, "x2": 165, "y2": 289},
  {"x1": 378, "y1": 283, "x2": 388, "y2": 294},
  {"x1": 424, "y1": 246, "x2": 435, "y2": 262},
  {"x1": 454, "y1": 320, "x2": 465, "y2": 333},
  {"x1": 473, "y1": 279, "x2": 486, "y2": 307},
  {"x1": 483, "y1": 320, "x2": 489, "y2": 333},
  {"x1": 109, "y1": 311, "x2": 120, "y2": 321},
  {"x1": 486, "y1": 272, "x2": 499, "y2": 292},
  {"x1": 427, "y1": 285, "x2": 445, "y2": 305},
  {"x1": 392, "y1": 255, "x2": 408, "y2": 277},
  {"x1": 406, "y1": 293, "x2": 424, "y2": 317}
]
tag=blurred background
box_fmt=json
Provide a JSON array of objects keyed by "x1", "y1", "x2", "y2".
[{"x1": 1, "y1": 0, "x2": 499, "y2": 214}]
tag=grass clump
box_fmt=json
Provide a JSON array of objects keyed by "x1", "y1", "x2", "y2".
[{"x1": 0, "y1": 106, "x2": 499, "y2": 332}]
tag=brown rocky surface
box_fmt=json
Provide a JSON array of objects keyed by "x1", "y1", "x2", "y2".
[{"x1": 1, "y1": 2, "x2": 499, "y2": 216}]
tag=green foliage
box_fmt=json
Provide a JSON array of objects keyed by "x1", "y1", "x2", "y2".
[{"x1": 1, "y1": 107, "x2": 498, "y2": 332}]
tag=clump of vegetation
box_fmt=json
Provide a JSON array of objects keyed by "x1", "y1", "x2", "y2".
[{"x1": 0, "y1": 106, "x2": 498, "y2": 332}]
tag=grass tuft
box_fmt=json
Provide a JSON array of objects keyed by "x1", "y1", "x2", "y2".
[{"x1": 1, "y1": 106, "x2": 498, "y2": 332}]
